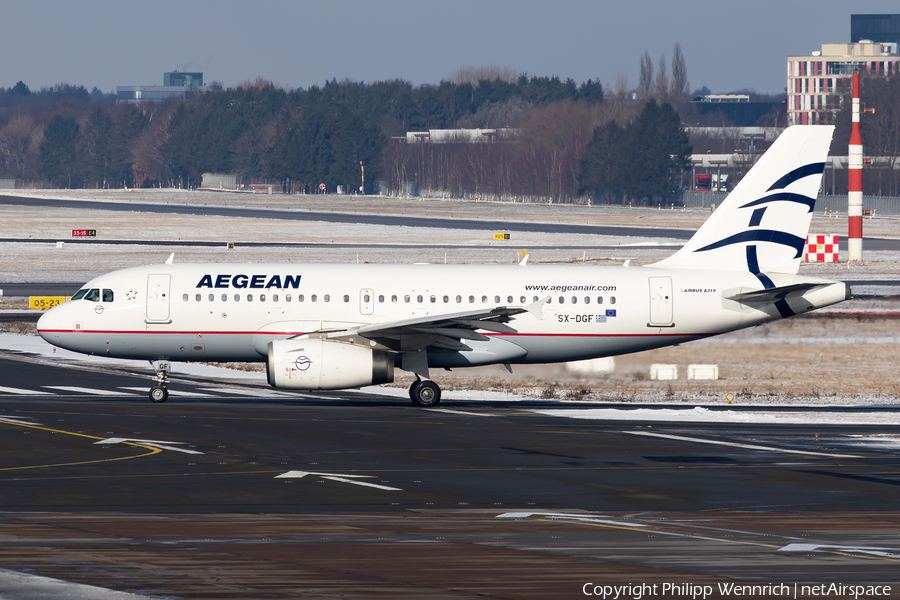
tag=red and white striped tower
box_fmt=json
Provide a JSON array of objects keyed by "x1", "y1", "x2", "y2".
[{"x1": 848, "y1": 70, "x2": 863, "y2": 262}]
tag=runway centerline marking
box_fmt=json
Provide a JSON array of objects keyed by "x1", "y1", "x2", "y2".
[
  {"x1": 497, "y1": 511, "x2": 647, "y2": 527},
  {"x1": 624, "y1": 431, "x2": 863, "y2": 458},
  {"x1": 0, "y1": 386, "x2": 52, "y2": 395},
  {"x1": 276, "y1": 470, "x2": 402, "y2": 491},
  {"x1": 42, "y1": 386, "x2": 137, "y2": 396},
  {"x1": 426, "y1": 408, "x2": 496, "y2": 417},
  {"x1": 779, "y1": 543, "x2": 900, "y2": 561},
  {"x1": 198, "y1": 386, "x2": 291, "y2": 398}
]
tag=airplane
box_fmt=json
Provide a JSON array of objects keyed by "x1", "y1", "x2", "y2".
[{"x1": 37, "y1": 125, "x2": 848, "y2": 407}]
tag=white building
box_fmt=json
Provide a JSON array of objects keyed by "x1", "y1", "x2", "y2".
[{"x1": 787, "y1": 41, "x2": 900, "y2": 125}]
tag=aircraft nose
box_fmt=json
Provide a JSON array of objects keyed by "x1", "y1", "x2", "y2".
[{"x1": 37, "y1": 305, "x2": 64, "y2": 343}]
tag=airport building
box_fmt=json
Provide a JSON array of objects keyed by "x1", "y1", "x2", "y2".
[
  {"x1": 787, "y1": 40, "x2": 900, "y2": 125},
  {"x1": 116, "y1": 71, "x2": 206, "y2": 103}
]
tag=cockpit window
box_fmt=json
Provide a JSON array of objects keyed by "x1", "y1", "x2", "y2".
[
  {"x1": 71, "y1": 289, "x2": 88, "y2": 300},
  {"x1": 102, "y1": 289, "x2": 114, "y2": 302},
  {"x1": 83, "y1": 289, "x2": 100, "y2": 302}
]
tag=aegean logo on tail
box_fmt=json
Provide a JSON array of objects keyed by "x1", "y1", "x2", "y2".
[{"x1": 694, "y1": 162, "x2": 826, "y2": 261}]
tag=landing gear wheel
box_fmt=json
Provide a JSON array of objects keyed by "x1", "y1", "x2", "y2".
[
  {"x1": 149, "y1": 386, "x2": 168, "y2": 403},
  {"x1": 149, "y1": 359, "x2": 171, "y2": 404},
  {"x1": 410, "y1": 380, "x2": 441, "y2": 407}
]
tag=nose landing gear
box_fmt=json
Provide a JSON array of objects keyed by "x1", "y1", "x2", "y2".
[
  {"x1": 149, "y1": 360, "x2": 171, "y2": 403},
  {"x1": 409, "y1": 378, "x2": 441, "y2": 407}
]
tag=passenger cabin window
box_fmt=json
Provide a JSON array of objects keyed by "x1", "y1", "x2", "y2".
[
  {"x1": 378, "y1": 295, "x2": 384, "y2": 303},
  {"x1": 234, "y1": 294, "x2": 240, "y2": 302},
  {"x1": 481, "y1": 295, "x2": 488, "y2": 304},
  {"x1": 443, "y1": 295, "x2": 449, "y2": 303},
  {"x1": 597, "y1": 296, "x2": 603, "y2": 304},
  {"x1": 507, "y1": 296, "x2": 513, "y2": 303},
  {"x1": 102, "y1": 289, "x2": 114, "y2": 302},
  {"x1": 611, "y1": 296, "x2": 617, "y2": 304},
  {"x1": 430, "y1": 295, "x2": 436, "y2": 303},
  {"x1": 391, "y1": 295, "x2": 398, "y2": 303},
  {"x1": 520, "y1": 296, "x2": 526, "y2": 303},
  {"x1": 260, "y1": 294, "x2": 266, "y2": 302},
  {"x1": 311, "y1": 294, "x2": 317, "y2": 302},
  {"x1": 324, "y1": 294, "x2": 330, "y2": 302},
  {"x1": 183, "y1": 294, "x2": 189, "y2": 302},
  {"x1": 417, "y1": 295, "x2": 423, "y2": 303},
  {"x1": 272, "y1": 294, "x2": 279, "y2": 302},
  {"x1": 456, "y1": 295, "x2": 462, "y2": 303},
  {"x1": 286, "y1": 294, "x2": 292, "y2": 302},
  {"x1": 221, "y1": 294, "x2": 227, "y2": 302},
  {"x1": 571, "y1": 296, "x2": 577, "y2": 304},
  {"x1": 72, "y1": 289, "x2": 88, "y2": 300},
  {"x1": 195, "y1": 294, "x2": 201, "y2": 302},
  {"x1": 494, "y1": 295, "x2": 500, "y2": 303},
  {"x1": 404, "y1": 295, "x2": 410, "y2": 303},
  {"x1": 469, "y1": 295, "x2": 475, "y2": 303},
  {"x1": 208, "y1": 294, "x2": 214, "y2": 302},
  {"x1": 584, "y1": 296, "x2": 590, "y2": 304},
  {"x1": 247, "y1": 294, "x2": 253, "y2": 302},
  {"x1": 558, "y1": 296, "x2": 564, "y2": 304}
]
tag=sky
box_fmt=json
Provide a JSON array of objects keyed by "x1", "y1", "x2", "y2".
[{"x1": 2, "y1": 0, "x2": 898, "y2": 96}]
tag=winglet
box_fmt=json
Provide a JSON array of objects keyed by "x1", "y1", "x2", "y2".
[
  {"x1": 165, "y1": 253, "x2": 175, "y2": 264},
  {"x1": 525, "y1": 296, "x2": 549, "y2": 320}
]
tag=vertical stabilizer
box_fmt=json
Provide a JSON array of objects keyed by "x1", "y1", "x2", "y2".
[{"x1": 653, "y1": 125, "x2": 834, "y2": 275}]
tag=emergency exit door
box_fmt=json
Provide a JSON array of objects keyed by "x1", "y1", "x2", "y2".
[
  {"x1": 648, "y1": 276, "x2": 673, "y2": 326},
  {"x1": 146, "y1": 274, "x2": 171, "y2": 322}
]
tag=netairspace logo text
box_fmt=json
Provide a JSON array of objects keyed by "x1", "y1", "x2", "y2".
[{"x1": 582, "y1": 582, "x2": 892, "y2": 599}]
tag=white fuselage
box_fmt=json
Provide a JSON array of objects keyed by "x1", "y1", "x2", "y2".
[{"x1": 37, "y1": 262, "x2": 848, "y2": 368}]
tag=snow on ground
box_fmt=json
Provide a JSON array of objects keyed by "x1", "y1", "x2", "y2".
[
  {"x1": 4, "y1": 330, "x2": 900, "y2": 427},
  {"x1": 2, "y1": 188, "x2": 900, "y2": 407},
  {"x1": 0, "y1": 567, "x2": 156, "y2": 600},
  {"x1": 532, "y1": 407, "x2": 900, "y2": 426},
  {"x1": 0, "y1": 333, "x2": 266, "y2": 382}
]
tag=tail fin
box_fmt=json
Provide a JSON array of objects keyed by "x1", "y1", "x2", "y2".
[{"x1": 653, "y1": 125, "x2": 834, "y2": 275}]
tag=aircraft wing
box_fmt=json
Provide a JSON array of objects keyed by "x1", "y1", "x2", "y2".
[{"x1": 303, "y1": 297, "x2": 547, "y2": 353}]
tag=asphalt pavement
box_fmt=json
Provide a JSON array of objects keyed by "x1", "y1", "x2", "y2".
[{"x1": 0, "y1": 350, "x2": 899, "y2": 598}]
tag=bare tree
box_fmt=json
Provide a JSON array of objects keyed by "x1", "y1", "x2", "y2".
[
  {"x1": 670, "y1": 42, "x2": 690, "y2": 105},
  {"x1": 655, "y1": 54, "x2": 669, "y2": 104},
  {"x1": 450, "y1": 65, "x2": 518, "y2": 86},
  {"x1": 0, "y1": 111, "x2": 42, "y2": 180},
  {"x1": 615, "y1": 74, "x2": 629, "y2": 101},
  {"x1": 638, "y1": 52, "x2": 654, "y2": 100}
]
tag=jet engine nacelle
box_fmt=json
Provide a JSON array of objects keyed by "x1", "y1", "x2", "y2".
[{"x1": 267, "y1": 338, "x2": 394, "y2": 390}]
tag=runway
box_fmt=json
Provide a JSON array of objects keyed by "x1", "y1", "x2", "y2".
[
  {"x1": 4, "y1": 193, "x2": 900, "y2": 251},
  {"x1": 1, "y1": 350, "x2": 899, "y2": 598},
  {"x1": 0, "y1": 194, "x2": 697, "y2": 239}
]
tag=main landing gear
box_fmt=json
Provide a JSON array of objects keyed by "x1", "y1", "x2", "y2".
[
  {"x1": 149, "y1": 360, "x2": 171, "y2": 403},
  {"x1": 409, "y1": 378, "x2": 441, "y2": 407}
]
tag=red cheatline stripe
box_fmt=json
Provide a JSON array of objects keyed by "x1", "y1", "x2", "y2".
[
  {"x1": 38, "y1": 329, "x2": 307, "y2": 335},
  {"x1": 39, "y1": 329, "x2": 720, "y2": 339}
]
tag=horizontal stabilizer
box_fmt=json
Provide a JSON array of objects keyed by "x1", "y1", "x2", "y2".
[{"x1": 725, "y1": 282, "x2": 828, "y2": 303}]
